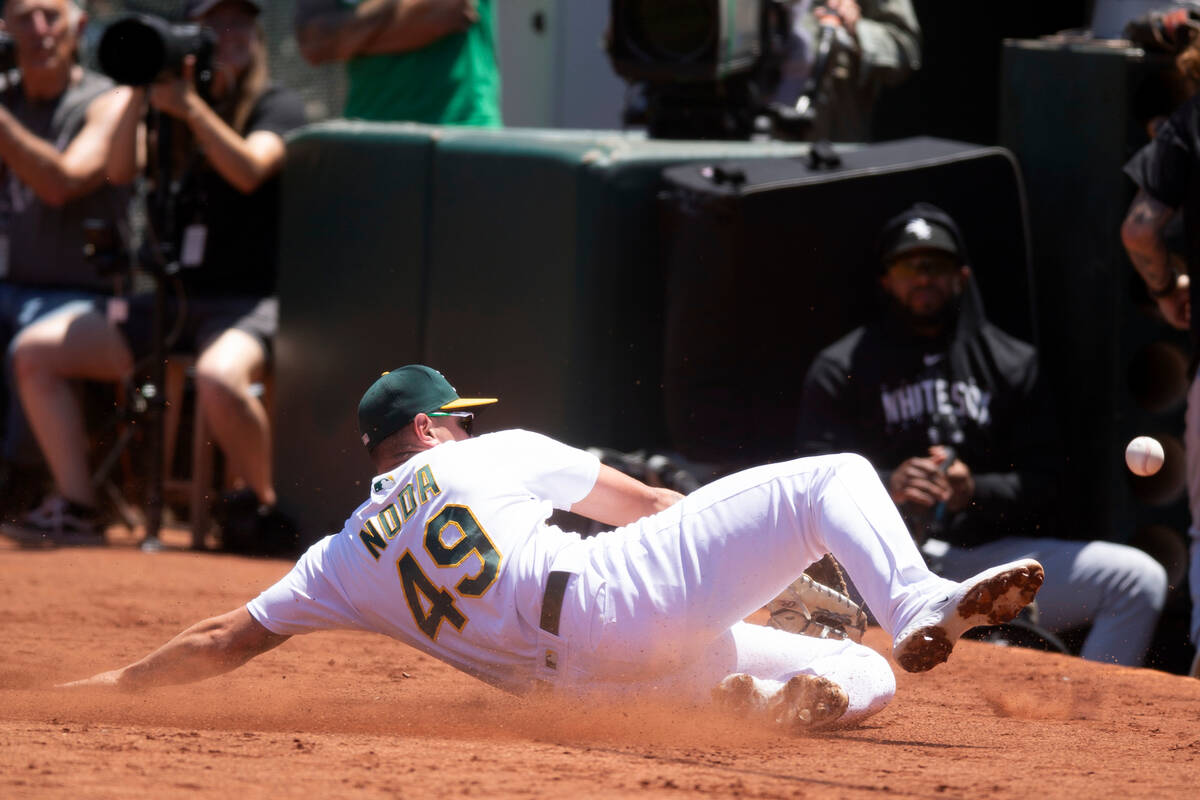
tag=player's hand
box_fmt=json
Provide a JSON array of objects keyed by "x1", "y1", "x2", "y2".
[
  {"x1": 1155, "y1": 272, "x2": 1190, "y2": 331},
  {"x1": 888, "y1": 456, "x2": 950, "y2": 508},
  {"x1": 148, "y1": 56, "x2": 201, "y2": 121},
  {"x1": 57, "y1": 669, "x2": 123, "y2": 690},
  {"x1": 815, "y1": 0, "x2": 860, "y2": 35}
]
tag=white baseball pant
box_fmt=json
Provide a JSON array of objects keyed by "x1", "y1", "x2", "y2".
[{"x1": 546, "y1": 453, "x2": 959, "y2": 723}]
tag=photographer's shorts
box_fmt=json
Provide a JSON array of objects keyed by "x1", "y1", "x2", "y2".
[
  {"x1": 0, "y1": 285, "x2": 98, "y2": 344},
  {"x1": 106, "y1": 293, "x2": 277, "y2": 364}
]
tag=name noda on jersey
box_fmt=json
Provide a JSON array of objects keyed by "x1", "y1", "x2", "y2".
[{"x1": 880, "y1": 376, "x2": 991, "y2": 434}]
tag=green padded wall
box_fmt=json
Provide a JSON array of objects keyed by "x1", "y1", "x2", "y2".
[
  {"x1": 274, "y1": 122, "x2": 436, "y2": 536},
  {"x1": 424, "y1": 129, "x2": 810, "y2": 447},
  {"x1": 423, "y1": 131, "x2": 594, "y2": 442},
  {"x1": 275, "y1": 123, "x2": 806, "y2": 541}
]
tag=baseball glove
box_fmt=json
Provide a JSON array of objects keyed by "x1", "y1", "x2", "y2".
[{"x1": 766, "y1": 555, "x2": 868, "y2": 643}]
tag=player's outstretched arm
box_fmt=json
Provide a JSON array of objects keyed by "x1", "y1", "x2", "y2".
[
  {"x1": 59, "y1": 607, "x2": 290, "y2": 691},
  {"x1": 569, "y1": 464, "x2": 683, "y2": 527}
]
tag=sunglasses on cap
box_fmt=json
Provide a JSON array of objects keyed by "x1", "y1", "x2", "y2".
[{"x1": 428, "y1": 411, "x2": 474, "y2": 436}]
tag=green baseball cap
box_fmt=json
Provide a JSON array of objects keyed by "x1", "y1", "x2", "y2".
[{"x1": 358, "y1": 365, "x2": 497, "y2": 449}]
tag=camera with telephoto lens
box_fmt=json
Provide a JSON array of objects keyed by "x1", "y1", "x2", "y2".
[{"x1": 96, "y1": 14, "x2": 215, "y2": 96}]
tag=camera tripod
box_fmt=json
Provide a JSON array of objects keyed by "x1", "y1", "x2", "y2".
[{"x1": 88, "y1": 109, "x2": 198, "y2": 552}]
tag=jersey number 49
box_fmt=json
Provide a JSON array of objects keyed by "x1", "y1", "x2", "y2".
[{"x1": 397, "y1": 504, "x2": 501, "y2": 641}]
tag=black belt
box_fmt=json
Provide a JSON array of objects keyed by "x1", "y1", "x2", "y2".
[{"x1": 539, "y1": 570, "x2": 572, "y2": 635}]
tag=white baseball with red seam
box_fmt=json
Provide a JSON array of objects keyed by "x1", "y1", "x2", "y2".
[{"x1": 1125, "y1": 436, "x2": 1165, "y2": 477}]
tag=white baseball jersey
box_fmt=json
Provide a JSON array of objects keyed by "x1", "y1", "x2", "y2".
[
  {"x1": 246, "y1": 429, "x2": 600, "y2": 691},
  {"x1": 246, "y1": 441, "x2": 967, "y2": 723}
]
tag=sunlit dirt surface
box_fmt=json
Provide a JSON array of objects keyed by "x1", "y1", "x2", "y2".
[{"x1": 2, "y1": 538, "x2": 1198, "y2": 799}]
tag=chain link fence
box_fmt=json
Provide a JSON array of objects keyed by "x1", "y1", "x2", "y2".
[{"x1": 82, "y1": 0, "x2": 344, "y2": 121}]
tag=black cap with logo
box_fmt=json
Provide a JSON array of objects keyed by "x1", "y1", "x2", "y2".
[{"x1": 878, "y1": 202, "x2": 967, "y2": 267}]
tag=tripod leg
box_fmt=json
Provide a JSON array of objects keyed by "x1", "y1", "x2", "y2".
[
  {"x1": 102, "y1": 479, "x2": 141, "y2": 531},
  {"x1": 91, "y1": 421, "x2": 135, "y2": 495},
  {"x1": 140, "y1": 260, "x2": 169, "y2": 551},
  {"x1": 90, "y1": 416, "x2": 144, "y2": 536}
]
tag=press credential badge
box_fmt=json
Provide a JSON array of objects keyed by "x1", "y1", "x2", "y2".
[{"x1": 181, "y1": 224, "x2": 207, "y2": 267}]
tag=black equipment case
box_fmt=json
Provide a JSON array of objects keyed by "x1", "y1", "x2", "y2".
[{"x1": 659, "y1": 137, "x2": 1033, "y2": 465}]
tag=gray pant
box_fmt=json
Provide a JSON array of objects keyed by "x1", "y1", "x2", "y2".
[{"x1": 922, "y1": 536, "x2": 1167, "y2": 666}]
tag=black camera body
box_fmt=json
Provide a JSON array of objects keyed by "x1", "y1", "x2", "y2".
[
  {"x1": 97, "y1": 14, "x2": 215, "y2": 95},
  {"x1": 609, "y1": 0, "x2": 770, "y2": 84}
]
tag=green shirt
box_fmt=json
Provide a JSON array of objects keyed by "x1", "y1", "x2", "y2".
[{"x1": 343, "y1": 0, "x2": 501, "y2": 125}]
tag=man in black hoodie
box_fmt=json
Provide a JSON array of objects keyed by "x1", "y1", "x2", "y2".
[{"x1": 796, "y1": 202, "x2": 1167, "y2": 666}]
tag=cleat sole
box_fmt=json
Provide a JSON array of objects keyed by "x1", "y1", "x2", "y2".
[{"x1": 895, "y1": 560, "x2": 1045, "y2": 673}]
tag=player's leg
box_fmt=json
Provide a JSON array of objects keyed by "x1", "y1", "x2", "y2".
[
  {"x1": 582, "y1": 622, "x2": 893, "y2": 729},
  {"x1": 580, "y1": 455, "x2": 936, "y2": 662},
  {"x1": 718, "y1": 622, "x2": 895, "y2": 726},
  {"x1": 772, "y1": 453, "x2": 1043, "y2": 671},
  {"x1": 579, "y1": 455, "x2": 867, "y2": 674},
  {"x1": 932, "y1": 537, "x2": 1166, "y2": 666},
  {"x1": 581, "y1": 452, "x2": 1039, "y2": 674}
]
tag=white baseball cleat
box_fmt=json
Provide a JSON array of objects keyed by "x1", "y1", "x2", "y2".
[
  {"x1": 712, "y1": 673, "x2": 770, "y2": 715},
  {"x1": 713, "y1": 673, "x2": 848, "y2": 731},
  {"x1": 892, "y1": 558, "x2": 1044, "y2": 673},
  {"x1": 767, "y1": 674, "x2": 848, "y2": 730}
]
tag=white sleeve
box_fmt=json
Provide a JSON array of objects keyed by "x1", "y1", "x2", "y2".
[
  {"x1": 487, "y1": 430, "x2": 601, "y2": 510},
  {"x1": 246, "y1": 536, "x2": 367, "y2": 635}
]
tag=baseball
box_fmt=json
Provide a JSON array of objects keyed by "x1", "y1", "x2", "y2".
[{"x1": 1126, "y1": 436, "x2": 1165, "y2": 477}]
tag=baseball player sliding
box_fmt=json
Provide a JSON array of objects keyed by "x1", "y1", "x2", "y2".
[{"x1": 63, "y1": 365, "x2": 1044, "y2": 730}]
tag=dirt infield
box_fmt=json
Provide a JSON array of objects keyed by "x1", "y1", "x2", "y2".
[{"x1": 3, "y1": 541, "x2": 1199, "y2": 799}]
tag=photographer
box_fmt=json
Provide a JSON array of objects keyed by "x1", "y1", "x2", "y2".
[
  {"x1": 775, "y1": 0, "x2": 920, "y2": 141},
  {"x1": 4, "y1": 0, "x2": 306, "y2": 550},
  {"x1": 0, "y1": 0, "x2": 133, "y2": 506}
]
